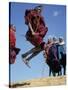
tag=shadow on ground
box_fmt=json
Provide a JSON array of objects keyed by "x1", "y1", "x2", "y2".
[{"x1": 9, "y1": 82, "x2": 30, "y2": 88}]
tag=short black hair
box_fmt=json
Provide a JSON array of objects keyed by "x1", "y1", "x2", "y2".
[{"x1": 34, "y1": 5, "x2": 43, "y2": 10}]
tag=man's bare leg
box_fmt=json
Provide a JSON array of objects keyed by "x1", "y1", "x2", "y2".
[
  {"x1": 22, "y1": 46, "x2": 41, "y2": 58},
  {"x1": 25, "y1": 48, "x2": 42, "y2": 61},
  {"x1": 22, "y1": 48, "x2": 42, "y2": 68}
]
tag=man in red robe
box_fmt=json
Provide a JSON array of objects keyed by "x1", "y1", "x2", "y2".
[
  {"x1": 22, "y1": 6, "x2": 48, "y2": 67},
  {"x1": 9, "y1": 24, "x2": 20, "y2": 64}
]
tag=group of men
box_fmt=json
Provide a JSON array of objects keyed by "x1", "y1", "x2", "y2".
[
  {"x1": 44, "y1": 36, "x2": 65, "y2": 60},
  {"x1": 43, "y1": 36, "x2": 66, "y2": 76},
  {"x1": 9, "y1": 5, "x2": 65, "y2": 69}
]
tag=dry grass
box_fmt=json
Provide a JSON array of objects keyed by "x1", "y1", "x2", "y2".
[{"x1": 10, "y1": 76, "x2": 66, "y2": 88}]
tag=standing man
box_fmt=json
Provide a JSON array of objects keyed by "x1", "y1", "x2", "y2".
[{"x1": 58, "y1": 37, "x2": 66, "y2": 75}]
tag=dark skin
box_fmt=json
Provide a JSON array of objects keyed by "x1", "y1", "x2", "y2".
[{"x1": 31, "y1": 9, "x2": 42, "y2": 35}]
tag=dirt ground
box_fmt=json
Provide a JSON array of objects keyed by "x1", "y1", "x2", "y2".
[{"x1": 10, "y1": 76, "x2": 66, "y2": 88}]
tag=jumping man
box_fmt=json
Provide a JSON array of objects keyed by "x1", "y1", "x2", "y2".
[{"x1": 22, "y1": 5, "x2": 48, "y2": 67}]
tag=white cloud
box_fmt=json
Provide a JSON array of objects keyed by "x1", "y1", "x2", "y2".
[{"x1": 53, "y1": 11, "x2": 59, "y2": 16}]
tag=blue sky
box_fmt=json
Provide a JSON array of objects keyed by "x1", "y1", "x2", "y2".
[{"x1": 10, "y1": 2, "x2": 66, "y2": 83}]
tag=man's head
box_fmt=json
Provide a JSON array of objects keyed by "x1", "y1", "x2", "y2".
[
  {"x1": 53, "y1": 36, "x2": 58, "y2": 44},
  {"x1": 34, "y1": 5, "x2": 43, "y2": 13},
  {"x1": 59, "y1": 37, "x2": 65, "y2": 45},
  {"x1": 10, "y1": 24, "x2": 16, "y2": 32},
  {"x1": 47, "y1": 35, "x2": 53, "y2": 44}
]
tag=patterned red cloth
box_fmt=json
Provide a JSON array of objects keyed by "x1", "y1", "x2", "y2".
[
  {"x1": 10, "y1": 29, "x2": 16, "y2": 48},
  {"x1": 25, "y1": 9, "x2": 48, "y2": 47},
  {"x1": 10, "y1": 50, "x2": 16, "y2": 64}
]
